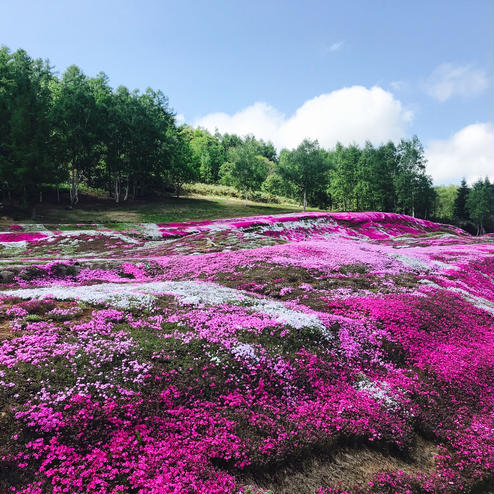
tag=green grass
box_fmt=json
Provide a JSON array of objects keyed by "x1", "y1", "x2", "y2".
[
  {"x1": 137, "y1": 195, "x2": 315, "y2": 223},
  {"x1": 2, "y1": 191, "x2": 318, "y2": 227}
]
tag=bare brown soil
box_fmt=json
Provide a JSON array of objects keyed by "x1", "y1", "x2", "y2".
[
  {"x1": 242, "y1": 437, "x2": 439, "y2": 493},
  {"x1": 0, "y1": 320, "x2": 11, "y2": 338}
]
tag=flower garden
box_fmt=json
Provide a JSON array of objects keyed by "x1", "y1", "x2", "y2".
[{"x1": 0, "y1": 212, "x2": 492, "y2": 494}]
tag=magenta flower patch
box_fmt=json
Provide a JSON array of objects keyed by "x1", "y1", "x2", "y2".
[{"x1": 0, "y1": 213, "x2": 492, "y2": 493}]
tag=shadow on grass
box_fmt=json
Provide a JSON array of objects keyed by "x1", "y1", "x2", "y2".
[{"x1": 2, "y1": 194, "x2": 311, "y2": 226}]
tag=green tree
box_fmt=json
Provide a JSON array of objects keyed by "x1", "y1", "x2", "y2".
[
  {"x1": 218, "y1": 161, "x2": 236, "y2": 186},
  {"x1": 52, "y1": 65, "x2": 102, "y2": 206},
  {"x1": 255, "y1": 137, "x2": 277, "y2": 163},
  {"x1": 189, "y1": 128, "x2": 225, "y2": 183},
  {"x1": 355, "y1": 142, "x2": 379, "y2": 210},
  {"x1": 394, "y1": 136, "x2": 432, "y2": 217},
  {"x1": 279, "y1": 139, "x2": 330, "y2": 211},
  {"x1": 453, "y1": 178, "x2": 470, "y2": 220},
  {"x1": 0, "y1": 47, "x2": 55, "y2": 216},
  {"x1": 165, "y1": 126, "x2": 197, "y2": 198},
  {"x1": 220, "y1": 133, "x2": 243, "y2": 155},
  {"x1": 414, "y1": 173, "x2": 436, "y2": 219},
  {"x1": 466, "y1": 178, "x2": 494, "y2": 234},
  {"x1": 434, "y1": 185, "x2": 458, "y2": 220},
  {"x1": 328, "y1": 143, "x2": 360, "y2": 211},
  {"x1": 227, "y1": 140, "x2": 270, "y2": 205},
  {"x1": 262, "y1": 169, "x2": 295, "y2": 199},
  {"x1": 368, "y1": 142, "x2": 398, "y2": 212}
]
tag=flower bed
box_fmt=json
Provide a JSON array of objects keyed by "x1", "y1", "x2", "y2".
[{"x1": 0, "y1": 212, "x2": 492, "y2": 493}]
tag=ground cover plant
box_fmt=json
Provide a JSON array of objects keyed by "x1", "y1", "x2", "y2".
[{"x1": 0, "y1": 212, "x2": 492, "y2": 494}]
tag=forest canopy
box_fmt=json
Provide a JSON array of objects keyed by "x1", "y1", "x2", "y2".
[{"x1": 0, "y1": 46, "x2": 492, "y2": 232}]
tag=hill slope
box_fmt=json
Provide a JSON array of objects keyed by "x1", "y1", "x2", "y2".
[{"x1": 0, "y1": 212, "x2": 492, "y2": 493}]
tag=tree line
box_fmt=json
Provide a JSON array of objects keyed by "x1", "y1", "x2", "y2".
[
  {"x1": 435, "y1": 178, "x2": 494, "y2": 235},
  {"x1": 0, "y1": 46, "x2": 492, "y2": 233}
]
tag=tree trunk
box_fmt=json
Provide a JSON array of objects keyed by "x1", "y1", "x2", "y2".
[
  {"x1": 39, "y1": 191, "x2": 42, "y2": 203},
  {"x1": 123, "y1": 177, "x2": 129, "y2": 202},
  {"x1": 303, "y1": 189, "x2": 307, "y2": 212},
  {"x1": 107, "y1": 171, "x2": 113, "y2": 198},
  {"x1": 31, "y1": 205, "x2": 36, "y2": 220},
  {"x1": 70, "y1": 169, "x2": 79, "y2": 206},
  {"x1": 114, "y1": 176, "x2": 120, "y2": 204},
  {"x1": 245, "y1": 191, "x2": 248, "y2": 207},
  {"x1": 56, "y1": 185, "x2": 60, "y2": 203}
]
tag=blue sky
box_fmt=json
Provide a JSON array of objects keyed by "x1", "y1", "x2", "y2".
[{"x1": 1, "y1": 0, "x2": 493, "y2": 184}]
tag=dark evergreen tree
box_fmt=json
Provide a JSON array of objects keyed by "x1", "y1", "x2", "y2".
[
  {"x1": 0, "y1": 47, "x2": 55, "y2": 216},
  {"x1": 466, "y1": 178, "x2": 494, "y2": 235},
  {"x1": 453, "y1": 178, "x2": 470, "y2": 220}
]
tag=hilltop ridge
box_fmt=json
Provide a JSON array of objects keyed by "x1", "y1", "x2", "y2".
[{"x1": 0, "y1": 212, "x2": 492, "y2": 494}]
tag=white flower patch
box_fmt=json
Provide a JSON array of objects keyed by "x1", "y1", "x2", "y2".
[
  {"x1": 420, "y1": 280, "x2": 494, "y2": 315},
  {"x1": 251, "y1": 299, "x2": 328, "y2": 334},
  {"x1": 2, "y1": 280, "x2": 330, "y2": 335},
  {"x1": 159, "y1": 223, "x2": 231, "y2": 237},
  {"x1": 431, "y1": 260, "x2": 460, "y2": 271},
  {"x1": 21, "y1": 224, "x2": 50, "y2": 232},
  {"x1": 388, "y1": 253, "x2": 431, "y2": 272},
  {"x1": 138, "y1": 224, "x2": 163, "y2": 240},
  {"x1": 158, "y1": 280, "x2": 247, "y2": 306},
  {"x1": 257, "y1": 219, "x2": 318, "y2": 232},
  {"x1": 230, "y1": 342, "x2": 259, "y2": 362},
  {"x1": 1, "y1": 284, "x2": 156, "y2": 309},
  {"x1": 356, "y1": 376, "x2": 400, "y2": 410},
  {"x1": 391, "y1": 252, "x2": 460, "y2": 272},
  {"x1": 140, "y1": 240, "x2": 172, "y2": 250},
  {"x1": 258, "y1": 218, "x2": 341, "y2": 238},
  {"x1": 433, "y1": 233, "x2": 460, "y2": 240},
  {"x1": 198, "y1": 223, "x2": 231, "y2": 234},
  {"x1": 0, "y1": 241, "x2": 28, "y2": 252},
  {"x1": 479, "y1": 270, "x2": 494, "y2": 284},
  {"x1": 58, "y1": 230, "x2": 140, "y2": 245},
  {"x1": 157, "y1": 281, "x2": 330, "y2": 335}
]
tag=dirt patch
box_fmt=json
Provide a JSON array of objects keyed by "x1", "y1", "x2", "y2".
[
  {"x1": 103, "y1": 211, "x2": 143, "y2": 223},
  {"x1": 0, "y1": 320, "x2": 12, "y2": 339},
  {"x1": 241, "y1": 436, "x2": 439, "y2": 493}
]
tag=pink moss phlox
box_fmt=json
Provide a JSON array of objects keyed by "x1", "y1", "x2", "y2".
[
  {"x1": 0, "y1": 232, "x2": 47, "y2": 242},
  {"x1": 8, "y1": 224, "x2": 24, "y2": 232},
  {"x1": 1, "y1": 212, "x2": 493, "y2": 493}
]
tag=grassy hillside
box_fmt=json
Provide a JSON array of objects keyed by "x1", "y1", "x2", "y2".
[
  {"x1": 0, "y1": 212, "x2": 492, "y2": 494},
  {"x1": 0, "y1": 188, "x2": 314, "y2": 228}
]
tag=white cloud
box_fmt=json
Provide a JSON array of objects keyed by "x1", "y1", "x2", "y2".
[
  {"x1": 389, "y1": 80, "x2": 408, "y2": 91},
  {"x1": 424, "y1": 63, "x2": 489, "y2": 102},
  {"x1": 196, "y1": 102, "x2": 284, "y2": 144},
  {"x1": 328, "y1": 41, "x2": 344, "y2": 52},
  {"x1": 426, "y1": 123, "x2": 494, "y2": 185},
  {"x1": 194, "y1": 86, "x2": 412, "y2": 150},
  {"x1": 175, "y1": 113, "x2": 185, "y2": 124}
]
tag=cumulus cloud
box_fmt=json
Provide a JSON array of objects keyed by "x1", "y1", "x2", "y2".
[
  {"x1": 425, "y1": 123, "x2": 494, "y2": 185},
  {"x1": 424, "y1": 63, "x2": 489, "y2": 102},
  {"x1": 196, "y1": 102, "x2": 284, "y2": 144},
  {"x1": 194, "y1": 86, "x2": 412, "y2": 150}
]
